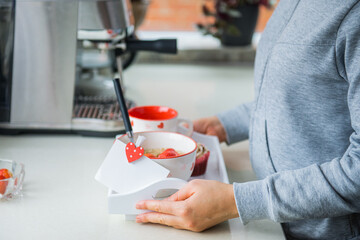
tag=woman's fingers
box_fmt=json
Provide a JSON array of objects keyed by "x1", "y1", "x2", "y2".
[
  {"x1": 193, "y1": 116, "x2": 227, "y2": 142},
  {"x1": 193, "y1": 118, "x2": 209, "y2": 134},
  {"x1": 136, "y1": 199, "x2": 183, "y2": 215},
  {"x1": 136, "y1": 212, "x2": 183, "y2": 229},
  {"x1": 166, "y1": 184, "x2": 194, "y2": 201},
  {"x1": 136, "y1": 200, "x2": 190, "y2": 230}
]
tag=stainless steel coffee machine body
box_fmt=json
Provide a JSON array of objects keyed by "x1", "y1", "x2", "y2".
[
  {"x1": 0, "y1": 0, "x2": 135, "y2": 136},
  {"x1": 11, "y1": 1, "x2": 78, "y2": 130}
]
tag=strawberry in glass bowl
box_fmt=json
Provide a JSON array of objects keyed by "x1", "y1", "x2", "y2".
[{"x1": 0, "y1": 159, "x2": 25, "y2": 200}]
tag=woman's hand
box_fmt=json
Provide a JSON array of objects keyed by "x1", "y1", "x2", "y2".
[
  {"x1": 135, "y1": 179, "x2": 239, "y2": 232},
  {"x1": 193, "y1": 116, "x2": 227, "y2": 143}
]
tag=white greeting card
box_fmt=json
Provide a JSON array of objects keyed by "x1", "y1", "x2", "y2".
[{"x1": 95, "y1": 139, "x2": 170, "y2": 194}]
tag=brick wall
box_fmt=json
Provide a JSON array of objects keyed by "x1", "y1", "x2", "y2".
[{"x1": 137, "y1": 0, "x2": 275, "y2": 32}]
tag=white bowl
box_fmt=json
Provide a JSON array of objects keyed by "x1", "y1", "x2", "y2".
[{"x1": 118, "y1": 131, "x2": 197, "y2": 180}]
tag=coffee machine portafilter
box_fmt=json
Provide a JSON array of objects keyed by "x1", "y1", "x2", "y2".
[{"x1": 0, "y1": 0, "x2": 177, "y2": 137}]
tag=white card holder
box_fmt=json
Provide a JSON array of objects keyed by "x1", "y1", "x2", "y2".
[
  {"x1": 107, "y1": 131, "x2": 228, "y2": 220},
  {"x1": 108, "y1": 177, "x2": 187, "y2": 218}
]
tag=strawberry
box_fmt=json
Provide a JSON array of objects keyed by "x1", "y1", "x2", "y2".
[
  {"x1": 0, "y1": 169, "x2": 13, "y2": 195},
  {"x1": 158, "y1": 148, "x2": 180, "y2": 159},
  {"x1": 0, "y1": 169, "x2": 12, "y2": 180},
  {"x1": 144, "y1": 153, "x2": 156, "y2": 159}
]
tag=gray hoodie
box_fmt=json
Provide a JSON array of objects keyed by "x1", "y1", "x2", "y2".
[{"x1": 217, "y1": 0, "x2": 360, "y2": 239}]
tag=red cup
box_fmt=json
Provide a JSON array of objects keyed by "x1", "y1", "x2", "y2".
[{"x1": 128, "y1": 106, "x2": 193, "y2": 136}]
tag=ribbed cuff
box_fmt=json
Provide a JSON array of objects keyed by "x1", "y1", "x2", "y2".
[
  {"x1": 216, "y1": 104, "x2": 252, "y2": 145},
  {"x1": 233, "y1": 180, "x2": 271, "y2": 224}
]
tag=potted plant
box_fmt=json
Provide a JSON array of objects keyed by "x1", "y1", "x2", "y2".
[{"x1": 197, "y1": 0, "x2": 276, "y2": 46}]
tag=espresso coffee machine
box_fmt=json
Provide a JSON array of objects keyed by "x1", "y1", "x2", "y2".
[{"x1": 0, "y1": 0, "x2": 177, "y2": 137}]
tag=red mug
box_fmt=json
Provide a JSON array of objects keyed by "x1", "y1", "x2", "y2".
[{"x1": 128, "y1": 106, "x2": 193, "y2": 136}]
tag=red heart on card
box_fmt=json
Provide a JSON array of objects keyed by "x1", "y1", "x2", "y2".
[
  {"x1": 157, "y1": 122, "x2": 164, "y2": 129},
  {"x1": 125, "y1": 142, "x2": 144, "y2": 163}
]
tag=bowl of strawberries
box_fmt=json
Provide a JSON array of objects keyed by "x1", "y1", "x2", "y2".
[{"x1": 0, "y1": 159, "x2": 24, "y2": 200}]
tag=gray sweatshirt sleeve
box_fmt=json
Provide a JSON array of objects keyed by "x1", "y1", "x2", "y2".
[
  {"x1": 233, "y1": 5, "x2": 360, "y2": 223},
  {"x1": 216, "y1": 102, "x2": 254, "y2": 144}
]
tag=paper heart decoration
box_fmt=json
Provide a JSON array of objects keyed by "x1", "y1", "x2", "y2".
[
  {"x1": 157, "y1": 122, "x2": 164, "y2": 129},
  {"x1": 125, "y1": 142, "x2": 144, "y2": 163}
]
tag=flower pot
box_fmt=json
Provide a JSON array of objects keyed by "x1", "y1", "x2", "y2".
[{"x1": 220, "y1": 4, "x2": 259, "y2": 46}]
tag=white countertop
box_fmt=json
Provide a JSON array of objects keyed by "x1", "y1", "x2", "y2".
[
  {"x1": 0, "y1": 63, "x2": 284, "y2": 239},
  {"x1": 0, "y1": 135, "x2": 284, "y2": 240}
]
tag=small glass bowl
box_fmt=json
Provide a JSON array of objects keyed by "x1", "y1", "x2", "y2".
[{"x1": 0, "y1": 159, "x2": 25, "y2": 200}]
